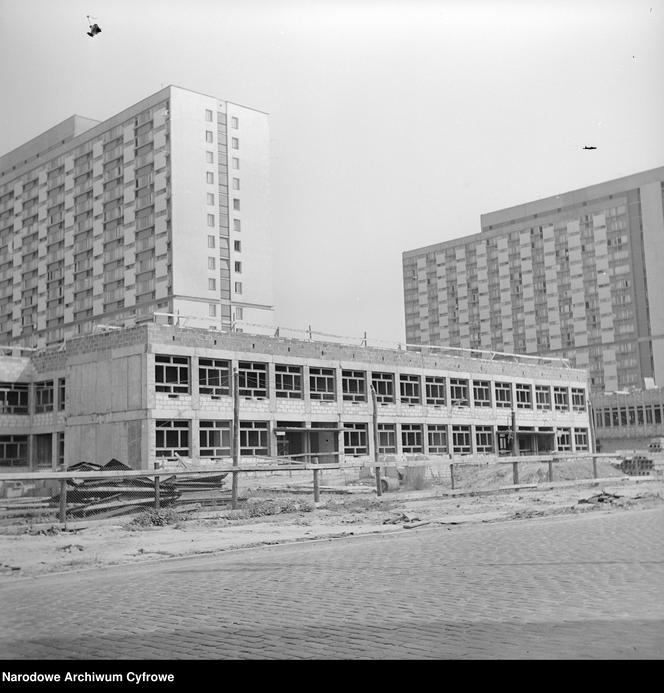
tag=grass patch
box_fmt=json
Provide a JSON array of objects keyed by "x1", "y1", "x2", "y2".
[
  {"x1": 128, "y1": 508, "x2": 181, "y2": 528},
  {"x1": 233, "y1": 497, "x2": 315, "y2": 519}
]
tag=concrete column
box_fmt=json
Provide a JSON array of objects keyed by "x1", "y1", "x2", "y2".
[
  {"x1": 422, "y1": 423, "x2": 429, "y2": 455},
  {"x1": 447, "y1": 423, "x2": 454, "y2": 456},
  {"x1": 190, "y1": 419, "x2": 200, "y2": 460},
  {"x1": 470, "y1": 424, "x2": 477, "y2": 454},
  {"x1": 51, "y1": 432, "x2": 59, "y2": 471},
  {"x1": 570, "y1": 427, "x2": 576, "y2": 453},
  {"x1": 493, "y1": 424, "x2": 500, "y2": 455},
  {"x1": 396, "y1": 422, "x2": 404, "y2": 455}
]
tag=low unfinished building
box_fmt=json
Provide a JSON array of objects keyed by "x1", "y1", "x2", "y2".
[{"x1": 0, "y1": 323, "x2": 592, "y2": 471}]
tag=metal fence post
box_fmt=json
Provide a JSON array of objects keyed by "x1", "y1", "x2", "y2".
[
  {"x1": 59, "y1": 466, "x2": 67, "y2": 524},
  {"x1": 313, "y1": 456, "x2": 320, "y2": 503},
  {"x1": 548, "y1": 459, "x2": 553, "y2": 483},
  {"x1": 450, "y1": 462, "x2": 455, "y2": 490},
  {"x1": 592, "y1": 456, "x2": 598, "y2": 479},
  {"x1": 154, "y1": 474, "x2": 160, "y2": 511},
  {"x1": 512, "y1": 460, "x2": 519, "y2": 486}
]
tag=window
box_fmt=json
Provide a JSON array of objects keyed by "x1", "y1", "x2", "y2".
[
  {"x1": 209, "y1": 304, "x2": 217, "y2": 317},
  {"x1": 310, "y1": 367, "x2": 336, "y2": 401},
  {"x1": 401, "y1": 423, "x2": 423, "y2": 453},
  {"x1": 344, "y1": 422, "x2": 367, "y2": 456},
  {"x1": 205, "y1": 131, "x2": 213, "y2": 143},
  {"x1": 400, "y1": 374, "x2": 420, "y2": 405},
  {"x1": 342, "y1": 370, "x2": 366, "y2": 402},
  {"x1": 208, "y1": 257, "x2": 216, "y2": 270},
  {"x1": 155, "y1": 355, "x2": 190, "y2": 394},
  {"x1": 371, "y1": 372, "x2": 394, "y2": 403},
  {"x1": 556, "y1": 427, "x2": 571, "y2": 452},
  {"x1": 199, "y1": 358, "x2": 230, "y2": 397},
  {"x1": 233, "y1": 219, "x2": 241, "y2": 232},
  {"x1": 232, "y1": 137, "x2": 239, "y2": 149},
  {"x1": 58, "y1": 378, "x2": 65, "y2": 411},
  {"x1": 425, "y1": 376, "x2": 446, "y2": 406},
  {"x1": 231, "y1": 116, "x2": 239, "y2": 129},
  {"x1": 206, "y1": 172, "x2": 214, "y2": 184},
  {"x1": 427, "y1": 424, "x2": 448, "y2": 454},
  {"x1": 452, "y1": 425, "x2": 471, "y2": 454},
  {"x1": 450, "y1": 378, "x2": 469, "y2": 407},
  {"x1": 233, "y1": 198, "x2": 240, "y2": 210},
  {"x1": 574, "y1": 428, "x2": 589, "y2": 451},
  {"x1": 206, "y1": 151, "x2": 214, "y2": 163},
  {"x1": 208, "y1": 235, "x2": 216, "y2": 248},
  {"x1": 275, "y1": 364, "x2": 302, "y2": 399},
  {"x1": 207, "y1": 214, "x2": 215, "y2": 227},
  {"x1": 35, "y1": 381, "x2": 54, "y2": 413},
  {"x1": 0, "y1": 383, "x2": 29, "y2": 415},
  {"x1": 378, "y1": 423, "x2": 396, "y2": 454},
  {"x1": 232, "y1": 157, "x2": 239, "y2": 169},
  {"x1": 232, "y1": 178, "x2": 240, "y2": 190},
  {"x1": 240, "y1": 421, "x2": 269, "y2": 456},
  {"x1": 156, "y1": 420, "x2": 190, "y2": 457},
  {"x1": 571, "y1": 388, "x2": 586, "y2": 412},
  {"x1": 472, "y1": 380, "x2": 491, "y2": 407},
  {"x1": 58, "y1": 431, "x2": 65, "y2": 467},
  {"x1": 238, "y1": 361, "x2": 268, "y2": 398},
  {"x1": 0, "y1": 435, "x2": 28, "y2": 468},
  {"x1": 235, "y1": 307, "x2": 243, "y2": 320},
  {"x1": 494, "y1": 382, "x2": 512, "y2": 408},
  {"x1": 208, "y1": 278, "x2": 216, "y2": 291},
  {"x1": 553, "y1": 386, "x2": 569, "y2": 411},
  {"x1": 205, "y1": 109, "x2": 213, "y2": 122},
  {"x1": 234, "y1": 281, "x2": 242, "y2": 294},
  {"x1": 234, "y1": 261, "x2": 242, "y2": 273},
  {"x1": 200, "y1": 420, "x2": 231, "y2": 457},
  {"x1": 234, "y1": 240, "x2": 241, "y2": 252},
  {"x1": 515, "y1": 383, "x2": 532, "y2": 409},
  {"x1": 535, "y1": 385, "x2": 551, "y2": 410},
  {"x1": 475, "y1": 426, "x2": 493, "y2": 453},
  {"x1": 207, "y1": 193, "x2": 215, "y2": 205}
]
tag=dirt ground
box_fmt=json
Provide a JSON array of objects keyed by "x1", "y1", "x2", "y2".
[{"x1": 0, "y1": 474, "x2": 662, "y2": 579}]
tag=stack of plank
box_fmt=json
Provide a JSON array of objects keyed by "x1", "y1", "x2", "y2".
[{"x1": 49, "y1": 460, "x2": 230, "y2": 519}]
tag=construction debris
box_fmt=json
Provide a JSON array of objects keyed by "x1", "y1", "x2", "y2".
[
  {"x1": 1, "y1": 458, "x2": 230, "y2": 521},
  {"x1": 383, "y1": 512, "x2": 420, "y2": 525},
  {"x1": 577, "y1": 491, "x2": 622, "y2": 505}
]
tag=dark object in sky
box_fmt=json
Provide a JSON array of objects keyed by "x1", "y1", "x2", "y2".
[
  {"x1": 582, "y1": 146, "x2": 597, "y2": 150},
  {"x1": 86, "y1": 15, "x2": 102, "y2": 37}
]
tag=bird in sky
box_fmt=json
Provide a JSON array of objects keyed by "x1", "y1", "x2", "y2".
[
  {"x1": 582, "y1": 146, "x2": 597, "y2": 150},
  {"x1": 86, "y1": 15, "x2": 102, "y2": 37}
]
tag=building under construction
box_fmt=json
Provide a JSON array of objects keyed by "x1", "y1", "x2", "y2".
[{"x1": 0, "y1": 322, "x2": 592, "y2": 471}]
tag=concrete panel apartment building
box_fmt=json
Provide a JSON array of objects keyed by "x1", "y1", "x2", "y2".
[
  {"x1": 0, "y1": 85, "x2": 274, "y2": 349},
  {"x1": 0, "y1": 323, "x2": 590, "y2": 470},
  {"x1": 403, "y1": 167, "x2": 664, "y2": 397}
]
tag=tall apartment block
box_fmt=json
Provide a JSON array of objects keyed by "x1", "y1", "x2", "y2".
[
  {"x1": 403, "y1": 167, "x2": 664, "y2": 394},
  {"x1": 0, "y1": 85, "x2": 274, "y2": 349}
]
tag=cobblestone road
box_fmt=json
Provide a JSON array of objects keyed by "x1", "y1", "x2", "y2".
[{"x1": 1, "y1": 507, "x2": 663, "y2": 659}]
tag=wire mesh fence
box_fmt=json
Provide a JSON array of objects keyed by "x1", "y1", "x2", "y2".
[{"x1": 0, "y1": 453, "x2": 654, "y2": 527}]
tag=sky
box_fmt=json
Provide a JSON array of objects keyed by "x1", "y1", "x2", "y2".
[{"x1": 1, "y1": 0, "x2": 663, "y2": 346}]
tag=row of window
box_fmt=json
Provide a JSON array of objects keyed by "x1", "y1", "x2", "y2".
[
  {"x1": 155, "y1": 419, "x2": 590, "y2": 458},
  {"x1": 0, "y1": 432, "x2": 64, "y2": 468},
  {"x1": 0, "y1": 380, "x2": 65, "y2": 415},
  {"x1": 155, "y1": 355, "x2": 586, "y2": 410},
  {"x1": 595, "y1": 403, "x2": 664, "y2": 428}
]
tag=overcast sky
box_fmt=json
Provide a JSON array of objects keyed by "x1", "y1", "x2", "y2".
[{"x1": 1, "y1": 0, "x2": 663, "y2": 345}]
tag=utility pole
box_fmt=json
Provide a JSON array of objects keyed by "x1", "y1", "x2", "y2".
[
  {"x1": 232, "y1": 368, "x2": 240, "y2": 509},
  {"x1": 371, "y1": 385, "x2": 382, "y2": 496}
]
